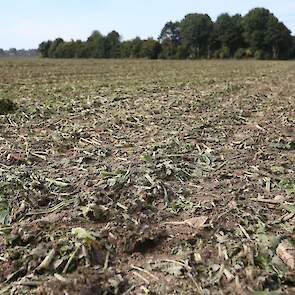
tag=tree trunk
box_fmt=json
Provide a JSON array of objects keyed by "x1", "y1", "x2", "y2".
[
  {"x1": 272, "y1": 44, "x2": 278, "y2": 59},
  {"x1": 197, "y1": 45, "x2": 200, "y2": 59}
]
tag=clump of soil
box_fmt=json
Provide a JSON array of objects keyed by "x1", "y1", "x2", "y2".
[
  {"x1": 0, "y1": 98, "x2": 17, "y2": 114},
  {"x1": 37, "y1": 267, "x2": 128, "y2": 295}
]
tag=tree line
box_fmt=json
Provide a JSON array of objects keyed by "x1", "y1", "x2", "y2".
[
  {"x1": 38, "y1": 8, "x2": 295, "y2": 60},
  {"x1": 0, "y1": 48, "x2": 38, "y2": 57}
]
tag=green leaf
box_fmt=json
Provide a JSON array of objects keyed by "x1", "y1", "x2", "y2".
[
  {"x1": 270, "y1": 141, "x2": 295, "y2": 150},
  {"x1": 276, "y1": 178, "x2": 295, "y2": 193},
  {"x1": 71, "y1": 227, "x2": 96, "y2": 241},
  {"x1": 271, "y1": 166, "x2": 285, "y2": 174}
]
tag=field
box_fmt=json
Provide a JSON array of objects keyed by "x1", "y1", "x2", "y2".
[{"x1": 0, "y1": 58, "x2": 294, "y2": 295}]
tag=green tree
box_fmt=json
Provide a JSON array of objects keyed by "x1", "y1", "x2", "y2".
[
  {"x1": 242, "y1": 8, "x2": 271, "y2": 50},
  {"x1": 74, "y1": 40, "x2": 88, "y2": 58},
  {"x1": 180, "y1": 13, "x2": 213, "y2": 58},
  {"x1": 105, "y1": 31, "x2": 121, "y2": 58},
  {"x1": 129, "y1": 37, "x2": 144, "y2": 58},
  {"x1": 86, "y1": 31, "x2": 106, "y2": 58},
  {"x1": 54, "y1": 40, "x2": 79, "y2": 58},
  {"x1": 120, "y1": 40, "x2": 132, "y2": 58},
  {"x1": 159, "y1": 21, "x2": 181, "y2": 44},
  {"x1": 141, "y1": 38, "x2": 161, "y2": 59},
  {"x1": 213, "y1": 13, "x2": 245, "y2": 57},
  {"x1": 265, "y1": 18, "x2": 292, "y2": 59},
  {"x1": 159, "y1": 39, "x2": 177, "y2": 59},
  {"x1": 290, "y1": 36, "x2": 295, "y2": 59},
  {"x1": 48, "y1": 38, "x2": 64, "y2": 58},
  {"x1": 120, "y1": 38, "x2": 144, "y2": 58},
  {"x1": 243, "y1": 8, "x2": 292, "y2": 59},
  {"x1": 38, "y1": 40, "x2": 53, "y2": 57},
  {"x1": 159, "y1": 21, "x2": 181, "y2": 59}
]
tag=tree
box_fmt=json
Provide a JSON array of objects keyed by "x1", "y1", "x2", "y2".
[
  {"x1": 73, "y1": 40, "x2": 87, "y2": 58},
  {"x1": 265, "y1": 18, "x2": 292, "y2": 59},
  {"x1": 180, "y1": 13, "x2": 213, "y2": 58},
  {"x1": 48, "y1": 38, "x2": 64, "y2": 58},
  {"x1": 127, "y1": 37, "x2": 144, "y2": 58},
  {"x1": 105, "y1": 31, "x2": 121, "y2": 58},
  {"x1": 159, "y1": 21, "x2": 181, "y2": 44},
  {"x1": 213, "y1": 13, "x2": 245, "y2": 57},
  {"x1": 290, "y1": 36, "x2": 295, "y2": 59},
  {"x1": 86, "y1": 31, "x2": 106, "y2": 58},
  {"x1": 242, "y1": 8, "x2": 272, "y2": 50},
  {"x1": 38, "y1": 41, "x2": 52, "y2": 57},
  {"x1": 8, "y1": 48, "x2": 17, "y2": 56},
  {"x1": 243, "y1": 8, "x2": 292, "y2": 59},
  {"x1": 120, "y1": 40, "x2": 132, "y2": 58},
  {"x1": 159, "y1": 21, "x2": 181, "y2": 59},
  {"x1": 141, "y1": 38, "x2": 161, "y2": 59},
  {"x1": 53, "y1": 40, "x2": 79, "y2": 58},
  {"x1": 159, "y1": 39, "x2": 177, "y2": 59}
]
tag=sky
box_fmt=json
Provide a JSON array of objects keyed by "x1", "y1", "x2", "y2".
[{"x1": 0, "y1": 0, "x2": 295, "y2": 50}]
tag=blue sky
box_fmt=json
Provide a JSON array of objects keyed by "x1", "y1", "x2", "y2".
[{"x1": 0, "y1": 0, "x2": 294, "y2": 49}]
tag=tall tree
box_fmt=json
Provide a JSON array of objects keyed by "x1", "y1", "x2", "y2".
[
  {"x1": 290, "y1": 36, "x2": 295, "y2": 59},
  {"x1": 180, "y1": 13, "x2": 213, "y2": 58},
  {"x1": 130, "y1": 37, "x2": 144, "y2": 58},
  {"x1": 120, "y1": 40, "x2": 132, "y2": 58},
  {"x1": 86, "y1": 31, "x2": 106, "y2": 58},
  {"x1": 159, "y1": 21, "x2": 181, "y2": 44},
  {"x1": 141, "y1": 38, "x2": 161, "y2": 59},
  {"x1": 265, "y1": 18, "x2": 292, "y2": 59},
  {"x1": 242, "y1": 8, "x2": 271, "y2": 50},
  {"x1": 38, "y1": 40, "x2": 53, "y2": 58},
  {"x1": 159, "y1": 21, "x2": 181, "y2": 58},
  {"x1": 213, "y1": 13, "x2": 245, "y2": 56},
  {"x1": 48, "y1": 38, "x2": 64, "y2": 58},
  {"x1": 243, "y1": 8, "x2": 292, "y2": 58},
  {"x1": 105, "y1": 31, "x2": 121, "y2": 58}
]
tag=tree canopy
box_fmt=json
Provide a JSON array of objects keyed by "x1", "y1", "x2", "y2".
[
  {"x1": 38, "y1": 7, "x2": 295, "y2": 60},
  {"x1": 180, "y1": 13, "x2": 213, "y2": 58},
  {"x1": 213, "y1": 13, "x2": 245, "y2": 57}
]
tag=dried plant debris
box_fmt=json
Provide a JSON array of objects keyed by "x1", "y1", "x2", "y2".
[
  {"x1": 0, "y1": 59, "x2": 294, "y2": 294},
  {"x1": 276, "y1": 240, "x2": 295, "y2": 270}
]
